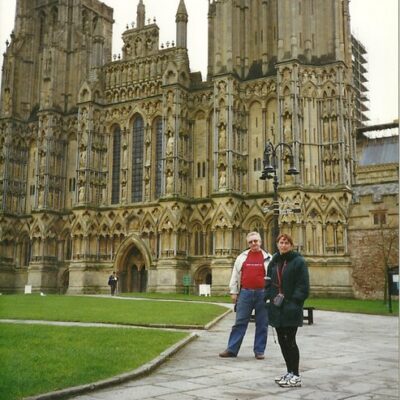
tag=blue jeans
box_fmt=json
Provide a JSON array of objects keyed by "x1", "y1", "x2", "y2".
[{"x1": 226, "y1": 288, "x2": 268, "y2": 356}]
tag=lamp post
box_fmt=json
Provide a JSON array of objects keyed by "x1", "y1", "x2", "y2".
[{"x1": 260, "y1": 141, "x2": 299, "y2": 252}]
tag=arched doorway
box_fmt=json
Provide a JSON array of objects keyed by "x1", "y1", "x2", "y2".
[
  {"x1": 118, "y1": 246, "x2": 147, "y2": 293},
  {"x1": 194, "y1": 265, "x2": 212, "y2": 293},
  {"x1": 60, "y1": 268, "x2": 69, "y2": 294}
]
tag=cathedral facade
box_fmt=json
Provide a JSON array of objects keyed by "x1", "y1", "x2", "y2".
[{"x1": 0, "y1": 0, "x2": 397, "y2": 298}]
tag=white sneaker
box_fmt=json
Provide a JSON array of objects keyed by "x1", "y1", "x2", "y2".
[
  {"x1": 274, "y1": 372, "x2": 292, "y2": 385},
  {"x1": 279, "y1": 374, "x2": 301, "y2": 387}
]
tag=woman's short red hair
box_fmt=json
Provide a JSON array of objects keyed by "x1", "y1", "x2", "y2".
[{"x1": 276, "y1": 233, "x2": 294, "y2": 246}]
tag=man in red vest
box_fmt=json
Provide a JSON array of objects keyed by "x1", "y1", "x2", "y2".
[{"x1": 219, "y1": 231, "x2": 271, "y2": 359}]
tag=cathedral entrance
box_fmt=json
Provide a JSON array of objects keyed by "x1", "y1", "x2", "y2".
[
  {"x1": 60, "y1": 269, "x2": 69, "y2": 294},
  {"x1": 118, "y1": 246, "x2": 147, "y2": 293},
  {"x1": 194, "y1": 266, "x2": 212, "y2": 294}
]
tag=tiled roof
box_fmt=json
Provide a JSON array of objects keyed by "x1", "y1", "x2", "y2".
[{"x1": 359, "y1": 135, "x2": 399, "y2": 165}]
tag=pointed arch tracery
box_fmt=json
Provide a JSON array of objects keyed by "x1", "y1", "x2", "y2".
[
  {"x1": 131, "y1": 114, "x2": 144, "y2": 202},
  {"x1": 111, "y1": 124, "x2": 121, "y2": 204}
]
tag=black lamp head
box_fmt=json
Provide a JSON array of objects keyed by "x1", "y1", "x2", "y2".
[
  {"x1": 286, "y1": 155, "x2": 300, "y2": 176},
  {"x1": 260, "y1": 170, "x2": 268, "y2": 180},
  {"x1": 286, "y1": 166, "x2": 299, "y2": 176}
]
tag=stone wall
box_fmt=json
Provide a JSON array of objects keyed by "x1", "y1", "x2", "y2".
[{"x1": 349, "y1": 227, "x2": 398, "y2": 299}]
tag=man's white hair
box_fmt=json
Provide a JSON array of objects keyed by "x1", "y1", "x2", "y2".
[{"x1": 246, "y1": 231, "x2": 262, "y2": 243}]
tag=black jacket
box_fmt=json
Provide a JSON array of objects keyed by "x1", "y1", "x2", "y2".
[{"x1": 265, "y1": 251, "x2": 309, "y2": 327}]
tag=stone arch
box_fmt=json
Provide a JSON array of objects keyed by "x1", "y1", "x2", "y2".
[
  {"x1": 194, "y1": 264, "x2": 212, "y2": 289},
  {"x1": 301, "y1": 81, "x2": 318, "y2": 98},
  {"x1": 244, "y1": 215, "x2": 267, "y2": 245},
  {"x1": 194, "y1": 109, "x2": 206, "y2": 120},
  {"x1": 325, "y1": 205, "x2": 346, "y2": 253},
  {"x1": 179, "y1": 71, "x2": 189, "y2": 86},
  {"x1": 305, "y1": 207, "x2": 323, "y2": 255},
  {"x1": 162, "y1": 62, "x2": 178, "y2": 85},
  {"x1": 114, "y1": 234, "x2": 152, "y2": 293},
  {"x1": 78, "y1": 85, "x2": 91, "y2": 103}
]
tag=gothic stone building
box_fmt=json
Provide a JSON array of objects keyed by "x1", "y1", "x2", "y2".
[{"x1": 0, "y1": 0, "x2": 398, "y2": 298}]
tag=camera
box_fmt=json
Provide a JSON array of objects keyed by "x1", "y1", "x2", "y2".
[{"x1": 273, "y1": 293, "x2": 284, "y2": 307}]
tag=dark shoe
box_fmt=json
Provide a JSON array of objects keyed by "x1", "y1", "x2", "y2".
[
  {"x1": 219, "y1": 350, "x2": 236, "y2": 358},
  {"x1": 255, "y1": 354, "x2": 265, "y2": 360}
]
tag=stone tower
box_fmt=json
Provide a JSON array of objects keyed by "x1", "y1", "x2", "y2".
[
  {"x1": 202, "y1": 0, "x2": 355, "y2": 294},
  {"x1": 0, "y1": 0, "x2": 113, "y2": 289},
  {"x1": 1, "y1": 0, "x2": 384, "y2": 298},
  {"x1": 1, "y1": 0, "x2": 113, "y2": 119},
  {"x1": 207, "y1": 0, "x2": 352, "y2": 78}
]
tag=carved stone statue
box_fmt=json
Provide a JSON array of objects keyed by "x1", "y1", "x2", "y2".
[
  {"x1": 324, "y1": 163, "x2": 331, "y2": 184},
  {"x1": 38, "y1": 189, "x2": 44, "y2": 205},
  {"x1": 80, "y1": 148, "x2": 87, "y2": 167},
  {"x1": 283, "y1": 116, "x2": 292, "y2": 141},
  {"x1": 337, "y1": 224, "x2": 344, "y2": 245},
  {"x1": 166, "y1": 172, "x2": 173, "y2": 193},
  {"x1": 135, "y1": 38, "x2": 143, "y2": 56},
  {"x1": 326, "y1": 224, "x2": 334, "y2": 247},
  {"x1": 219, "y1": 170, "x2": 226, "y2": 188},
  {"x1": 166, "y1": 135, "x2": 174, "y2": 156},
  {"x1": 218, "y1": 125, "x2": 226, "y2": 149},
  {"x1": 78, "y1": 186, "x2": 85, "y2": 202},
  {"x1": 122, "y1": 142, "x2": 128, "y2": 166}
]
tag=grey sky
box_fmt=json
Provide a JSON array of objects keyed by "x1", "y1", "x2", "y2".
[{"x1": 0, "y1": 0, "x2": 397, "y2": 125}]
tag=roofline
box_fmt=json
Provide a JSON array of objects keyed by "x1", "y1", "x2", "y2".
[{"x1": 356, "y1": 122, "x2": 398, "y2": 136}]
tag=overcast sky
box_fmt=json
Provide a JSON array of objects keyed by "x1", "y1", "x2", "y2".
[{"x1": 0, "y1": 0, "x2": 397, "y2": 125}]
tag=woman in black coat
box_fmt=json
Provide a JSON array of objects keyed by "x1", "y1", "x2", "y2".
[{"x1": 265, "y1": 233, "x2": 309, "y2": 388}]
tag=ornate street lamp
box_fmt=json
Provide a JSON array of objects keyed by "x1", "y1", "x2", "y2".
[{"x1": 260, "y1": 141, "x2": 299, "y2": 251}]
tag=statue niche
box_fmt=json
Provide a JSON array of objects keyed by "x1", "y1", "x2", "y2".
[{"x1": 218, "y1": 124, "x2": 226, "y2": 150}]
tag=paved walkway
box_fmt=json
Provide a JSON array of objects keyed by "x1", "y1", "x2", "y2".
[{"x1": 66, "y1": 308, "x2": 398, "y2": 400}]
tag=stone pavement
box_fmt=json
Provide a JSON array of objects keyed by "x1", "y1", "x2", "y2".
[{"x1": 69, "y1": 308, "x2": 398, "y2": 400}]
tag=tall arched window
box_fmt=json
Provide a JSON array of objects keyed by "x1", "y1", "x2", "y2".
[
  {"x1": 207, "y1": 226, "x2": 214, "y2": 255},
  {"x1": 51, "y1": 7, "x2": 58, "y2": 25},
  {"x1": 65, "y1": 236, "x2": 72, "y2": 260},
  {"x1": 155, "y1": 117, "x2": 163, "y2": 198},
  {"x1": 82, "y1": 9, "x2": 88, "y2": 32},
  {"x1": 23, "y1": 237, "x2": 31, "y2": 267},
  {"x1": 192, "y1": 225, "x2": 204, "y2": 255},
  {"x1": 111, "y1": 126, "x2": 121, "y2": 204},
  {"x1": 39, "y1": 11, "x2": 46, "y2": 48},
  {"x1": 132, "y1": 116, "x2": 144, "y2": 202}
]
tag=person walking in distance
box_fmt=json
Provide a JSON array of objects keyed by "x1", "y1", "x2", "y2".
[
  {"x1": 265, "y1": 233, "x2": 309, "y2": 388},
  {"x1": 108, "y1": 271, "x2": 118, "y2": 296},
  {"x1": 219, "y1": 231, "x2": 272, "y2": 359}
]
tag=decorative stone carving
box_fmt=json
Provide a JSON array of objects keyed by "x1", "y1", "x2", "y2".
[
  {"x1": 166, "y1": 171, "x2": 174, "y2": 194},
  {"x1": 166, "y1": 134, "x2": 174, "y2": 156},
  {"x1": 218, "y1": 125, "x2": 226, "y2": 149},
  {"x1": 219, "y1": 170, "x2": 226, "y2": 189},
  {"x1": 78, "y1": 185, "x2": 85, "y2": 202}
]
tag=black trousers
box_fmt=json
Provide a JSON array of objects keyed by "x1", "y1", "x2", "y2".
[
  {"x1": 276, "y1": 326, "x2": 300, "y2": 376},
  {"x1": 110, "y1": 284, "x2": 117, "y2": 295}
]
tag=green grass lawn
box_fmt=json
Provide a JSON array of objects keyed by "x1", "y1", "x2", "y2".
[
  {"x1": 121, "y1": 292, "x2": 398, "y2": 316},
  {"x1": 0, "y1": 323, "x2": 187, "y2": 400},
  {"x1": 120, "y1": 291, "x2": 232, "y2": 303},
  {"x1": 0, "y1": 295, "x2": 229, "y2": 400},
  {"x1": 0, "y1": 294, "x2": 229, "y2": 327},
  {"x1": 305, "y1": 297, "x2": 399, "y2": 316}
]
